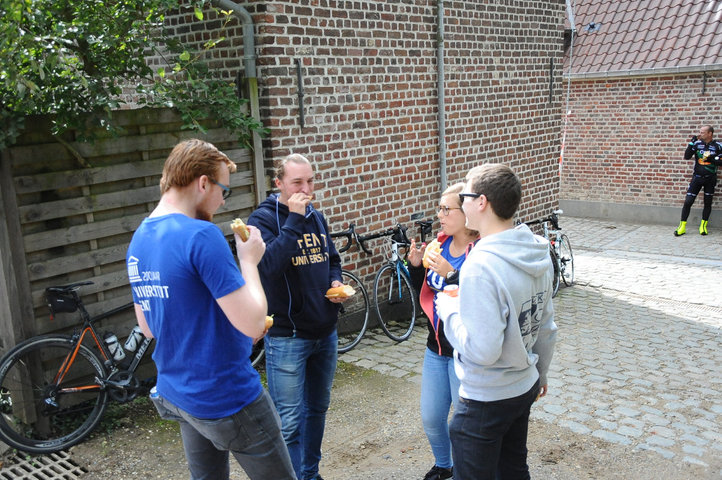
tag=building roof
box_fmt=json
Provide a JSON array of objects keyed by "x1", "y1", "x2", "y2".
[{"x1": 565, "y1": 0, "x2": 722, "y2": 77}]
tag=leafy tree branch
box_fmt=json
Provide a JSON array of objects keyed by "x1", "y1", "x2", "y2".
[{"x1": 0, "y1": 0, "x2": 265, "y2": 149}]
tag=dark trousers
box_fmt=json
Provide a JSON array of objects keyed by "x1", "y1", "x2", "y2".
[
  {"x1": 681, "y1": 174, "x2": 717, "y2": 222},
  {"x1": 449, "y1": 380, "x2": 540, "y2": 480}
]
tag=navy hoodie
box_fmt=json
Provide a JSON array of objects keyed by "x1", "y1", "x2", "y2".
[{"x1": 247, "y1": 194, "x2": 342, "y2": 339}]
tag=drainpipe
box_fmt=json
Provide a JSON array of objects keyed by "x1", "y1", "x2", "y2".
[
  {"x1": 212, "y1": 0, "x2": 256, "y2": 78},
  {"x1": 211, "y1": 0, "x2": 266, "y2": 204},
  {"x1": 560, "y1": 0, "x2": 576, "y2": 179},
  {"x1": 437, "y1": 0, "x2": 447, "y2": 191}
]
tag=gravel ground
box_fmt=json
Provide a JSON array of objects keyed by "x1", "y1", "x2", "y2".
[{"x1": 2, "y1": 361, "x2": 712, "y2": 480}]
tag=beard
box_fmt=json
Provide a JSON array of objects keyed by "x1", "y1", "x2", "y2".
[{"x1": 195, "y1": 208, "x2": 213, "y2": 222}]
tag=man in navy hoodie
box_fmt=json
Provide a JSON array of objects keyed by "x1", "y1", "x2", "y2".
[{"x1": 248, "y1": 153, "x2": 346, "y2": 480}]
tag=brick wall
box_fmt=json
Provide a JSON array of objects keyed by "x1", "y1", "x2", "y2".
[
  {"x1": 152, "y1": 0, "x2": 566, "y2": 278},
  {"x1": 562, "y1": 72, "x2": 722, "y2": 210}
]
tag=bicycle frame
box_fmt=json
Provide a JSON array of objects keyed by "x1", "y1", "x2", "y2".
[
  {"x1": 385, "y1": 241, "x2": 412, "y2": 303},
  {"x1": 56, "y1": 300, "x2": 142, "y2": 393}
]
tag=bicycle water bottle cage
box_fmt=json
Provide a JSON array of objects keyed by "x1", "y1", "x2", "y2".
[{"x1": 46, "y1": 290, "x2": 78, "y2": 314}]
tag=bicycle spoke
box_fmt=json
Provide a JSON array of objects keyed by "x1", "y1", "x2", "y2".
[
  {"x1": 373, "y1": 264, "x2": 416, "y2": 342},
  {"x1": 0, "y1": 337, "x2": 108, "y2": 453},
  {"x1": 559, "y1": 234, "x2": 575, "y2": 287},
  {"x1": 337, "y1": 271, "x2": 369, "y2": 353},
  {"x1": 249, "y1": 339, "x2": 265, "y2": 369},
  {"x1": 549, "y1": 247, "x2": 560, "y2": 297}
]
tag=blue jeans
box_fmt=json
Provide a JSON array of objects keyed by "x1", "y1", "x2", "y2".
[
  {"x1": 150, "y1": 388, "x2": 296, "y2": 480},
  {"x1": 421, "y1": 347, "x2": 460, "y2": 469},
  {"x1": 265, "y1": 331, "x2": 338, "y2": 480},
  {"x1": 449, "y1": 380, "x2": 540, "y2": 480}
]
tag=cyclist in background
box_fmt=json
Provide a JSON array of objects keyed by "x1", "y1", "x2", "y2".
[
  {"x1": 126, "y1": 139, "x2": 295, "y2": 480},
  {"x1": 674, "y1": 125, "x2": 722, "y2": 236},
  {"x1": 408, "y1": 183, "x2": 479, "y2": 480},
  {"x1": 247, "y1": 153, "x2": 346, "y2": 480}
]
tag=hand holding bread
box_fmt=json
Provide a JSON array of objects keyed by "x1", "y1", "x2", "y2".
[
  {"x1": 230, "y1": 218, "x2": 250, "y2": 241},
  {"x1": 422, "y1": 239, "x2": 442, "y2": 268},
  {"x1": 288, "y1": 192, "x2": 313, "y2": 215},
  {"x1": 230, "y1": 218, "x2": 265, "y2": 264},
  {"x1": 325, "y1": 285, "x2": 355, "y2": 298}
]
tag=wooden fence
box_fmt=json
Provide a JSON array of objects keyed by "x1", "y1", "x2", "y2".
[{"x1": 0, "y1": 108, "x2": 260, "y2": 356}]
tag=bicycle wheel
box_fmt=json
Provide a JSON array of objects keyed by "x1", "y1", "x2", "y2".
[
  {"x1": 250, "y1": 338, "x2": 265, "y2": 369},
  {"x1": 337, "y1": 270, "x2": 369, "y2": 353},
  {"x1": 549, "y1": 246, "x2": 560, "y2": 297},
  {"x1": 559, "y1": 234, "x2": 575, "y2": 287},
  {"x1": 0, "y1": 335, "x2": 108, "y2": 454},
  {"x1": 373, "y1": 263, "x2": 417, "y2": 342}
]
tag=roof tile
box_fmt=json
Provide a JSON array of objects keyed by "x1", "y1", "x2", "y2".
[{"x1": 566, "y1": 0, "x2": 722, "y2": 75}]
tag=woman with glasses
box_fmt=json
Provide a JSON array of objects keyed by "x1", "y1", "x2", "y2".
[{"x1": 408, "y1": 183, "x2": 479, "y2": 480}]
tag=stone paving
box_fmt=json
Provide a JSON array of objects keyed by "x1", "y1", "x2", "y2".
[{"x1": 339, "y1": 216, "x2": 722, "y2": 471}]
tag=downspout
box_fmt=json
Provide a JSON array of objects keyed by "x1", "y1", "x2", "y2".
[
  {"x1": 560, "y1": 0, "x2": 576, "y2": 179},
  {"x1": 211, "y1": 0, "x2": 266, "y2": 204},
  {"x1": 437, "y1": 0, "x2": 447, "y2": 191},
  {"x1": 212, "y1": 0, "x2": 256, "y2": 78}
]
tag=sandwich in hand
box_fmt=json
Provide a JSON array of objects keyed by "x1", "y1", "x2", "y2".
[
  {"x1": 325, "y1": 285, "x2": 356, "y2": 298},
  {"x1": 422, "y1": 239, "x2": 442, "y2": 268},
  {"x1": 230, "y1": 218, "x2": 250, "y2": 241}
]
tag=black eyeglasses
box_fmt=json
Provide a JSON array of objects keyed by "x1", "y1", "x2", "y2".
[
  {"x1": 438, "y1": 205, "x2": 462, "y2": 216},
  {"x1": 209, "y1": 178, "x2": 232, "y2": 200},
  {"x1": 458, "y1": 193, "x2": 482, "y2": 203}
]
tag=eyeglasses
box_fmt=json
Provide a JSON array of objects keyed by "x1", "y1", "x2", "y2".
[
  {"x1": 438, "y1": 205, "x2": 462, "y2": 216},
  {"x1": 458, "y1": 192, "x2": 482, "y2": 203},
  {"x1": 209, "y1": 178, "x2": 232, "y2": 200}
]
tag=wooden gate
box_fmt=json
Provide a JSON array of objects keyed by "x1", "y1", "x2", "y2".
[{"x1": 0, "y1": 108, "x2": 261, "y2": 354}]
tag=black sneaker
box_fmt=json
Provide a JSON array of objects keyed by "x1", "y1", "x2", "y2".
[{"x1": 423, "y1": 465, "x2": 453, "y2": 480}]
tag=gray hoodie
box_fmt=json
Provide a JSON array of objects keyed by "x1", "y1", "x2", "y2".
[{"x1": 443, "y1": 223, "x2": 557, "y2": 402}]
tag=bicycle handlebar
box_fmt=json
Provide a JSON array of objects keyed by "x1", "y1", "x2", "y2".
[
  {"x1": 523, "y1": 210, "x2": 562, "y2": 230},
  {"x1": 330, "y1": 223, "x2": 357, "y2": 253},
  {"x1": 332, "y1": 219, "x2": 433, "y2": 255},
  {"x1": 357, "y1": 224, "x2": 412, "y2": 252}
]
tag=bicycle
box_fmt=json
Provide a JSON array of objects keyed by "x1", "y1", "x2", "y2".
[
  {"x1": 0, "y1": 282, "x2": 151, "y2": 454},
  {"x1": 330, "y1": 224, "x2": 371, "y2": 353},
  {"x1": 356, "y1": 223, "x2": 419, "y2": 342},
  {"x1": 524, "y1": 209, "x2": 575, "y2": 297}
]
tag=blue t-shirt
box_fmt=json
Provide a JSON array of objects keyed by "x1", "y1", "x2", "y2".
[{"x1": 126, "y1": 214, "x2": 261, "y2": 418}]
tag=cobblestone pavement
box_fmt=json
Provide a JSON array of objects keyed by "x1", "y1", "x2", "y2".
[{"x1": 339, "y1": 216, "x2": 722, "y2": 471}]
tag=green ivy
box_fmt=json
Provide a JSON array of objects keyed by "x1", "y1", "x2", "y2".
[{"x1": 0, "y1": 0, "x2": 266, "y2": 149}]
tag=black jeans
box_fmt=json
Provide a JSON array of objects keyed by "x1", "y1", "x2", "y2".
[{"x1": 449, "y1": 379, "x2": 540, "y2": 480}]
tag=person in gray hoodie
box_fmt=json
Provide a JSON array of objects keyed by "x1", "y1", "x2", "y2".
[{"x1": 435, "y1": 163, "x2": 557, "y2": 480}]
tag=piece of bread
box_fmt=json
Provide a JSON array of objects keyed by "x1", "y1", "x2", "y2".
[
  {"x1": 422, "y1": 239, "x2": 442, "y2": 268},
  {"x1": 325, "y1": 285, "x2": 356, "y2": 298},
  {"x1": 230, "y1": 218, "x2": 250, "y2": 241},
  {"x1": 265, "y1": 315, "x2": 274, "y2": 330}
]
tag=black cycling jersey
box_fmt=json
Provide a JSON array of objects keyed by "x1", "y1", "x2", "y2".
[{"x1": 685, "y1": 139, "x2": 722, "y2": 176}]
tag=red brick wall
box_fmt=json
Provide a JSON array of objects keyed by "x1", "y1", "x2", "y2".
[
  {"x1": 562, "y1": 72, "x2": 722, "y2": 208},
  {"x1": 153, "y1": 1, "x2": 566, "y2": 278}
]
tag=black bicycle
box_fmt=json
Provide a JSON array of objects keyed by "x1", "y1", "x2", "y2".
[
  {"x1": 0, "y1": 282, "x2": 151, "y2": 454},
  {"x1": 524, "y1": 210, "x2": 575, "y2": 297}
]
